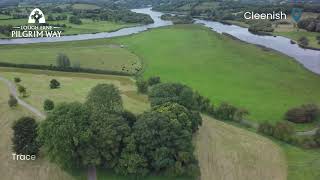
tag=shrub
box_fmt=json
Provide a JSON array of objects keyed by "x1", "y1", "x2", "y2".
[
  {"x1": 8, "y1": 95, "x2": 18, "y2": 107},
  {"x1": 258, "y1": 121, "x2": 274, "y2": 136},
  {"x1": 17, "y1": 84, "x2": 27, "y2": 97},
  {"x1": 136, "y1": 79, "x2": 148, "y2": 94},
  {"x1": 50, "y1": 79, "x2": 60, "y2": 89},
  {"x1": 43, "y1": 99, "x2": 54, "y2": 111},
  {"x1": 14, "y1": 77, "x2": 21, "y2": 83},
  {"x1": 214, "y1": 102, "x2": 237, "y2": 121},
  {"x1": 69, "y1": 16, "x2": 82, "y2": 24},
  {"x1": 273, "y1": 122, "x2": 295, "y2": 142},
  {"x1": 298, "y1": 36, "x2": 309, "y2": 46},
  {"x1": 12, "y1": 117, "x2": 39, "y2": 155},
  {"x1": 285, "y1": 104, "x2": 320, "y2": 123},
  {"x1": 148, "y1": 76, "x2": 161, "y2": 86},
  {"x1": 315, "y1": 129, "x2": 320, "y2": 146}
]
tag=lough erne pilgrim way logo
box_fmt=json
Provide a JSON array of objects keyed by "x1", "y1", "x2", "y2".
[{"x1": 28, "y1": 8, "x2": 46, "y2": 24}]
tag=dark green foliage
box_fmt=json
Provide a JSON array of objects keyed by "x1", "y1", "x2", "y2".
[
  {"x1": 149, "y1": 83, "x2": 195, "y2": 110},
  {"x1": 14, "y1": 77, "x2": 21, "y2": 83},
  {"x1": 122, "y1": 110, "x2": 137, "y2": 127},
  {"x1": 258, "y1": 121, "x2": 274, "y2": 136},
  {"x1": 49, "y1": 79, "x2": 60, "y2": 89},
  {"x1": 298, "y1": 18, "x2": 320, "y2": 32},
  {"x1": 85, "y1": 84, "x2": 123, "y2": 114},
  {"x1": 153, "y1": 102, "x2": 202, "y2": 133},
  {"x1": 147, "y1": 76, "x2": 161, "y2": 86},
  {"x1": 8, "y1": 94, "x2": 18, "y2": 107},
  {"x1": 273, "y1": 122, "x2": 295, "y2": 142},
  {"x1": 0, "y1": 62, "x2": 132, "y2": 76},
  {"x1": 43, "y1": 99, "x2": 54, "y2": 111},
  {"x1": 132, "y1": 108, "x2": 200, "y2": 176},
  {"x1": 193, "y1": 91, "x2": 214, "y2": 114},
  {"x1": 17, "y1": 84, "x2": 27, "y2": 97},
  {"x1": 12, "y1": 117, "x2": 39, "y2": 155},
  {"x1": 285, "y1": 104, "x2": 320, "y2": 123},
  {"x1": 136, "y1": 79, "x2": 148, "y2": 94},
  {"x1": 248, "y1": 21, "x2": 274, "y2": 33},
  {"x1": 214, "y1": 102, "x2": 237, "y2": 121},
  {"x1": 56, "y1": 53, "x2": 71, "y2": 68},
  {"x1": 298, "y1": 36, "x2": 309, "y2": 46},
  {"x1": 39, "y1": 102, "x2": 93, "y2": 168},
  {"x1": 69, "y1": 16, "x2": 82, "y2": 24}
]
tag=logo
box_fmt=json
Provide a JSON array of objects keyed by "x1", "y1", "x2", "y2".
[
  {"x1": 11, "y1": 8, "x2": 63, "y2": 38},
  {"x1": 291, "y1": 8, "x2": 303, "y2": 23},
  {"x1": 28, "y1": 8, "x2": 46, "y2": 24}
]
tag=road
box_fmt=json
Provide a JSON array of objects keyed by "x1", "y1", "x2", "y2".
[{"x1": 0, "y1": 76, "x2": 46, "y2": 119}]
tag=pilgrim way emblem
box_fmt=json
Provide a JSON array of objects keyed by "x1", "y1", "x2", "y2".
[
  {"x1": 28, "y1": 8, "x2": 46, "y2": 24},
  {"x1": 291, "y1": 8, "x2": 303, "y2": 23}
]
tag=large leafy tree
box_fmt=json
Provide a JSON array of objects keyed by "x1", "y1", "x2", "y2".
[
  {"x1": 85, "y1": 84, "x2": 123, "y2": 114},
  {"x1": 12, "y1": 117, "x2": 39, "y2": 155},
  {"x1": 39, "y1": 102, "x2": 94, "y2": 168}
]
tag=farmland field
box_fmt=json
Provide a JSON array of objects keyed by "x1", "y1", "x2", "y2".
[
  {"x1": 0, "y1": 43, "x2": 141, "y2": 73},
  {"x1": 114, "y1": 25, "x2": 320, "y2": 125}
]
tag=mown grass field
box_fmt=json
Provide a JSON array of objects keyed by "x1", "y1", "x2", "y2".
[
  {"x1": 71, "y1": 3, "x2": 100, "y2": 10},
  {"x1": 0, "y1": 43, "x2": 141, "y2": 73},
  {"x1": 114, "y1": 25, "x2": 320, "y2": 126},
  {"x1": 196, "y1": 115, "x2": 287, "y2": 180}
]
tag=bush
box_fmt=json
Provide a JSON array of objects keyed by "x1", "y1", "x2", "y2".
[
  {"x1": 69, "y1": 16, "x2": 82, "y2": 24},
  {"x1": 214, "y1": 102, "x2": 237, "y2": 121},
  {"x1": 14, "y1": 77, "x2": 21, "y2": 83},
  {"x1": 12, "y1": 117, "x2": 39, "y2": 155},
  {"x1": 17, "y1": 84, "x2": 27, "y2": 97},
  {"x1": 50, "y1": 79, "x2": 60, "y2": 89},
  {"x1": 8, "y1": 94, "x2": 18, "y2": 107},
  {"x1": 315, "y1": 129, "x2": 320, "y2": 146},
  {"x1": 258, "y1": 121, "x2": 274, "y2": 136},
  {"x1": 148, "y1": 76, "x2": 161, "y2": 86},
  {"x1": 298, "y1": 36, "x2": 309, "y2": 46},
  {"x1": 136, "y1": 79, "x2": 148, "y2": 94},
  {"x1": 43, "y1": 99, "x2": 54, "y2": 111},
  {"x1": 273, "y1": 122, "x2": 295, "y2": 142},
  {"x1": 285, "y1": 104, "x2": 320, "y2": 123}
]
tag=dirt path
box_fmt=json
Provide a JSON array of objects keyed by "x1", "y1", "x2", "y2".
[
  {"x1": 195, "y1": 115, "x2": 287, "y2": 180},
  {"x1": 0, "y1": 76, "x2": 46, "y2": 119}
]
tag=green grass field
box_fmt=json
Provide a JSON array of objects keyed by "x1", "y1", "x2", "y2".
[
  {"x1": 0, "y1": 42, "x2": 141, "y2": 73},
  {"x1": 0, "y1": 14, "x2": 11, "y2": 20},
  {"x1": 113, "y1": 25, "x2": 320, "y2": 126}
]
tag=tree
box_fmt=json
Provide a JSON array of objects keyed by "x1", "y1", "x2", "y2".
[
  {"x1": 12, "y1": 117, "x2": 39, "y2": 155},
  {"x1": 50, "y1": 79, "x2": 60, "y2": 89},
  {"x1": 85, "y1": 84, "x2": 123, "y2": 114},
  {"x1": 8, "y1": 94, "x2": 18, "y2": 107},
  {"x1": 39, "y1": 102, "x2": 93, "y2": 168},
  {"x1": 258, "y1": 121, "x2": 274, "y2": 136},
  {"x1": 148, "y1": 76, "x2": 161, "y2": 86},
  {"x1": 136, "y1": 79, "x2": 148, "y2": 94},
  {"x1": 17, "y1": 84, "x2": 27, "y2": 97},
  {"x1": 132, "y1": 109, "x2": 200, "y2": 176},
  {"x1": 122, "y1": 110, "x2": 137, "y2": 127},
  {"x1": 43, "y1": 99, "x2": 54, "y2": 111},
  {"x1": 149, "y1": 83, "x2": 195, "y2": 109},
  {"x1": 56, "y1": 53, "x2": 70, "y2": 68},
  {"x1": 273, "y1": 122, "x2": 295, "y2": 142},
  {"x1": 214, "y1": 102, "x2": 237, "y2": 121},
  {"x1": 14, "y1": 77, "x2": 21, "y2": 83},
  {"x1": 285, "y1": 104, "x2": 320, "y2": 123},
  {"x1": 69, "y1": 16, "x2": 82, "y2": 24}
]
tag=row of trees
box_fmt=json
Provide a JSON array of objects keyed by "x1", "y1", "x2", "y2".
[
  {"x1": 285, "y1": 104, "x2": 320, "y2": 123},
  {"x1": 298, "y1": 16, "x2": 320, "y2": 32}
]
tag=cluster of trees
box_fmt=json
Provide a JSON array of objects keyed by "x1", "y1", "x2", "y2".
[
  {"x1": 298, "y1": 16, "x2": 320, "y2": 32},
  {"x1": 285, "y1": 104, "x2": 319, "y2": 123},
  {"x1": 47, "y1": 14, "x2": 68, "y2": 21},
  {"x1": 69, "y1": 16, "x2": 82, "y2": 24},
  {"x1": 248, "y1": 20, "x2": 274, "y2": 33},
  {"x1": 38, "y1": 83, "x2": 201, "y2": 177},
  {"x1": 161, "y1": 14, "x2": 194, "y2": 24},
  {"x1": 136, "y1": 76, "x2": 161, "y2": 94}
]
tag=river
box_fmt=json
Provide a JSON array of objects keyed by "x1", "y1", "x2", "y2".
[{"x1": 0, "y1": 8, "x2": 319, "y2": 75}]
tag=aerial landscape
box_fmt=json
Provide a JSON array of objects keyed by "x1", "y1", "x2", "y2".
[{"x1": 0, "y1": 0, "x2": 319, "y2": 180}]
